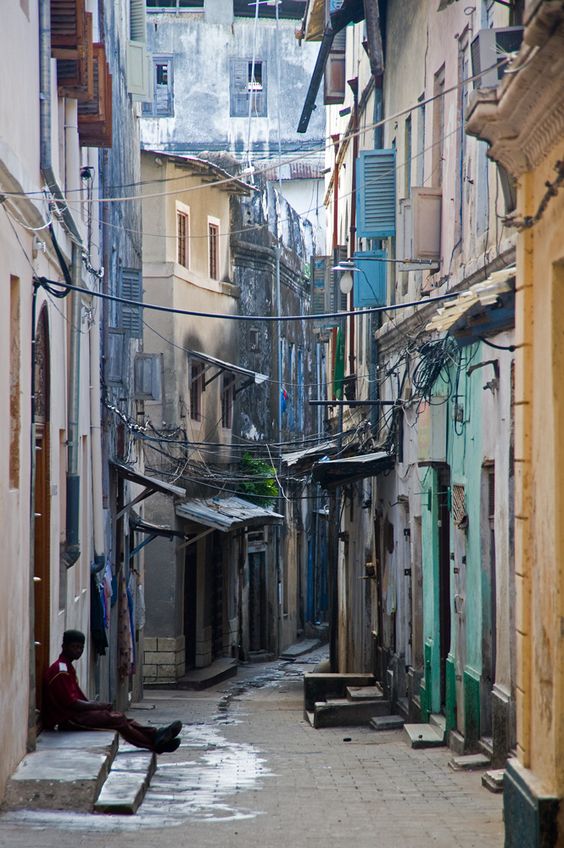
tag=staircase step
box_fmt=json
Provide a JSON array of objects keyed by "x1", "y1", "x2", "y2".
[
  {"x1": 482, "y1": 769, "x2": 505, "y2": 794},
  {"x1": 314, "y1": 698, "x2": 391, "y2": 728},
  {"x1": 449, "y1": 729, "x2": 466, "y2": 755},
  {"x1": 429, "y1": 713, "x2": 446, "y2": 736},
  {"x1": 94, "y1": 743, "x2": 156, "y2": 815},
  {"x1": 449, "y1": 753, "x2": 491, "y2": 772},
  {"x1": 370, "y1": 714, "x2": 405, "y2": 731},
  {"x1": 4, "y1": 731, "x2": 117, "y2": 812},
  {"x1": 403, "y1": 723, "x2": 445, "y2": 749},
  {"x1": 346, "y1": 684, "x2": 383, "y2": 701},
  {"x1": 280, "y1": 639, "x2": 321, "y2": 660}
]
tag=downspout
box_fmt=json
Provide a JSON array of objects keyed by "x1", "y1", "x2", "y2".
[
  {"x1": 90, "y1": 315, "x2": 106, "y2": 572},
  {"x1": 39, "y1": 0, "x2": 82, "y2": 567},
  {"x1": 348, "y1": 77, "x2": 359, "y2": 375}
]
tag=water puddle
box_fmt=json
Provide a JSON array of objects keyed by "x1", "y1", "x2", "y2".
[{"x1": 0, "y1": 724, "x2": 271, "y2": 832}]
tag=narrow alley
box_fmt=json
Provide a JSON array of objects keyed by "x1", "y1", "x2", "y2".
[{"x1": 0, "y1": 649, "x2": 503, "y2": 848}]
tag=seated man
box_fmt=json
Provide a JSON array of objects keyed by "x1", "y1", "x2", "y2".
[{"x1": 43, "y1": 630, "x2": 181, "y2": 754}]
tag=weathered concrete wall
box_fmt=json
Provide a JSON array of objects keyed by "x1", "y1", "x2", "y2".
[{"x1": 141, "y1": 13, "x2": 324, "y2": 157}]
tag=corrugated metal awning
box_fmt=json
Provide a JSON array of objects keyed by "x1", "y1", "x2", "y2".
[
  {"x1": 312, "y1": 450, "x2": 394, "y2": 487},
  {"x1": 187, "y1": 349, "x2": 268, "y2": 385},
  {"x1": 282, "y1": 439, "x2": 339, "y2": 469},
  {"x1": 425, "y1": 266, "x2": 516, "y2": 336},
  {"x1": 176, "y1": 497, "x2": 284, "y2": 532}
]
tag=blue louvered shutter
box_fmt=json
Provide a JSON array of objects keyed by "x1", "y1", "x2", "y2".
[
  {"x1": 353, "y1": 251, "x2": 388, "y2": 308},
  {"x1": 120, "y1": 267, "x2": 142, "y2": 338},
  {"x1": 356, "y1": 149, "x2": 396, "y2": 238}
]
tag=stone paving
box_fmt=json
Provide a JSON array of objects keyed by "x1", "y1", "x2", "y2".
[{"x1": 0, "y1": 652, "x2": 504, "y2": 847}]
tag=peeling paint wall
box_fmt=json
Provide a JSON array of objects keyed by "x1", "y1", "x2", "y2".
[{"x1": 141, "y1": 9, "x2": 324, "y2": 158}]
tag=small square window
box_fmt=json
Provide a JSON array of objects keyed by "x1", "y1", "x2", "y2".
[{"x1": 230, "y1": 58, "x2": 267, "y2": 117}]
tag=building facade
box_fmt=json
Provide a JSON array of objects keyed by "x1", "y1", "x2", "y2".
[
  {"x1": 467, "y1": 1, "x2": 564, "y2": 843},
  {"x1": 298, "y1": 0, "x2": 520, "y2": 771}
]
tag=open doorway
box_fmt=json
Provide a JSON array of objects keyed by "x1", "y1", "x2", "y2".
[{"x1": 437, "y1": 467, "x2": 451, "y2": 711}]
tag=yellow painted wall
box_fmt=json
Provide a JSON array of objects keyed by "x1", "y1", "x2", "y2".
[{"x1": 514, "y1": 140, "x2": 564, "y2": 794}]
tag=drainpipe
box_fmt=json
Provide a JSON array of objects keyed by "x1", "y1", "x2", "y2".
[
  {"x1": 90, "y1": 314, "x2": 105, "y2": 571},
  {"x1": 348, "y1": 78, "x2": 359, "y2": 375},
  {"x1": 39, "y1": 0, "x2": 82, "y2": 567}
]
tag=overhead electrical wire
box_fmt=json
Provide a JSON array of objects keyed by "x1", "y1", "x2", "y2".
[
  {"x1": 1, "y1": 56, "x2": 510, "y2": 207},
  {"x1": 37, "y1": 275, "x2": 461, "y2": 323}
]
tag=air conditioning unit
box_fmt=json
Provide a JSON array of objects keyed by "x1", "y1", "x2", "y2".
[
  {"x1": 397, "y1": 188, "x2": 441, "y2": 271},
  {"x1": 470, "y1": 27, "x2": 524, "y2": 90}
]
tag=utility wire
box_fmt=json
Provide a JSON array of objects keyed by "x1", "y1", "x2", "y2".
[{"x1": 36, "y1": 275, "x2": 461, "y2": 323}]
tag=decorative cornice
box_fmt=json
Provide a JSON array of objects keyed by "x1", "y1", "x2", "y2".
[{"x1": 465, "y1": 3, "x2": 564, "y2": 177}]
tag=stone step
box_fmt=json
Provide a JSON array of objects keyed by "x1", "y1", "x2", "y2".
[
  {"x1": 94, "y1": 743, "x2": 156, "y2": 815},
  {"x1": 346, "y1": 684, "x2": 384, "y2": 701},
  {"x1": 482, "y1": 769, "x2": 505, "y2": 794},
  {"x1": 4, "y1": 731, "x2": 117, "y2": 812},
  {"x1": 370, "y1": 714, "x2": 405, "y2": 732},
  {"x1": 449, "y1": 753, "x2": 491, "y2": 772},
  {"x1": 313, "y1": 698, "x2": 391, "y2": 728},
  {"x1": 403, "y1": 723, "x2": 446, "y2": 749}
]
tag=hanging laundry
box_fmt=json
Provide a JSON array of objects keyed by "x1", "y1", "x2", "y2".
[{"x1": 90, "y1": 573, "x2": 108, "y2": 656}]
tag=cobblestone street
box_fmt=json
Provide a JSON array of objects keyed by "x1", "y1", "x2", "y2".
[{"x1": 0, "y1": 652, "x2": 504, "y2": 848}]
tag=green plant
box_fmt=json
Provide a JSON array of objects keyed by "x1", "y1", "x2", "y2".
[{"x1": 238, "y1": 452, "x2": 278, "y2": 505}]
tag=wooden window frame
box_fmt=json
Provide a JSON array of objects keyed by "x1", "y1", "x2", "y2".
[
  {"x1": 190, "y1": 360, "x2": 205, "y2": 421},
  {"x1": 221, "y1": 373, "x2": 235, "y2": 430},
  {"x1": 208, "y1": 218, "x2": 220, "y2": 280},
  {"x1": 176, "y1": 202, "x2": 190, "y2": 268}
]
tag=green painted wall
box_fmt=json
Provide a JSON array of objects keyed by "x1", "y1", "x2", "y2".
[
  {"x1": 418, "y1": 342, "x2": 493, "y2": 742},
  {"x1": 421, "y1": 467, "x2": 441, "y2": 715}
]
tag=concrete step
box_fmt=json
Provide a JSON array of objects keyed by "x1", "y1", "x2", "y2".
[
  {"x1": 4, "y1": 731, "x2": 117, "y2": 812},
  {"x1": 346, "y1": 684, "x2": 384, "y2": 701},
  {"x1": 370, "y1": 715, "x2": 405, "y2": 732},
  {"x1": 304, "y1": 672, "x2": 375, "y2": 712},
  {"x1": 280, "y1": 639, "x2": 321, "y2": 660},
  {"x1": 313, "y1": 698, "x2": 391, "y2": 728},
  {"x1": 482, "y1": 769, "x2": 505, "y2": 794},
  {"x1": 155, "y1": 657, "x2": 238, "y2": 691},
  {"x1": 403, "y1": 723, "x2": 446, "y2": 749},
  {"x1": 449, "y1": 729, "x2": 466, "y2": 755},
  {"x1": 429, "y1": 713, "x2": 446, "y2": 738},
  {"x1": 94, "y1": 743, "x2": 156, "y2": 815},
  {"x1": 449, "y1": 753, "x2": 491, "y2": 772}
]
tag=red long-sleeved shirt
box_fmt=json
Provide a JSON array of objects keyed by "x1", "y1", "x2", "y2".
[{"x1": 42, "y1": 653, "x2": 88, "y2": 729}]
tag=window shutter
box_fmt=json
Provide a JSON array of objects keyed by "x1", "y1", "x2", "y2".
[
  {"x1": 324, "y1": 28, "x2": 346, "y2": 105},
  {"x1": 106, "y1": 329, "x2": 126, "y2": 384},
  {"x1": 129, "y1": 0, "x2": 146, "y2": 42},
  {"x1": 120, "y1": 268, "x2": 142, "y2": 338},
  {"x1": 356, "y1": 149, "x2": 396, "y2": 238},
  {"x1": 77, "y1": 43, "x2": 113, "y2": 148},
  {"x1": 311, "y1": 255, "x2": 336, "y2": 329},
  {"x1": 230, "y1": 59, "x2": 249, "y2": 117},
  {"x1": 352, "y1": 251, "x2": 388, "y2": 308},
  {"x1": 134, "y1": 354, "x2": 161, "y2": 400},
  {"x1": 127, "y1": 41, "x2": 150, "y2": 99}
]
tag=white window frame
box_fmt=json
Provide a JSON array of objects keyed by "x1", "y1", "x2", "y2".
[{"x1": 176, "y1": 200, "x2": 190, "y2": 269}]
